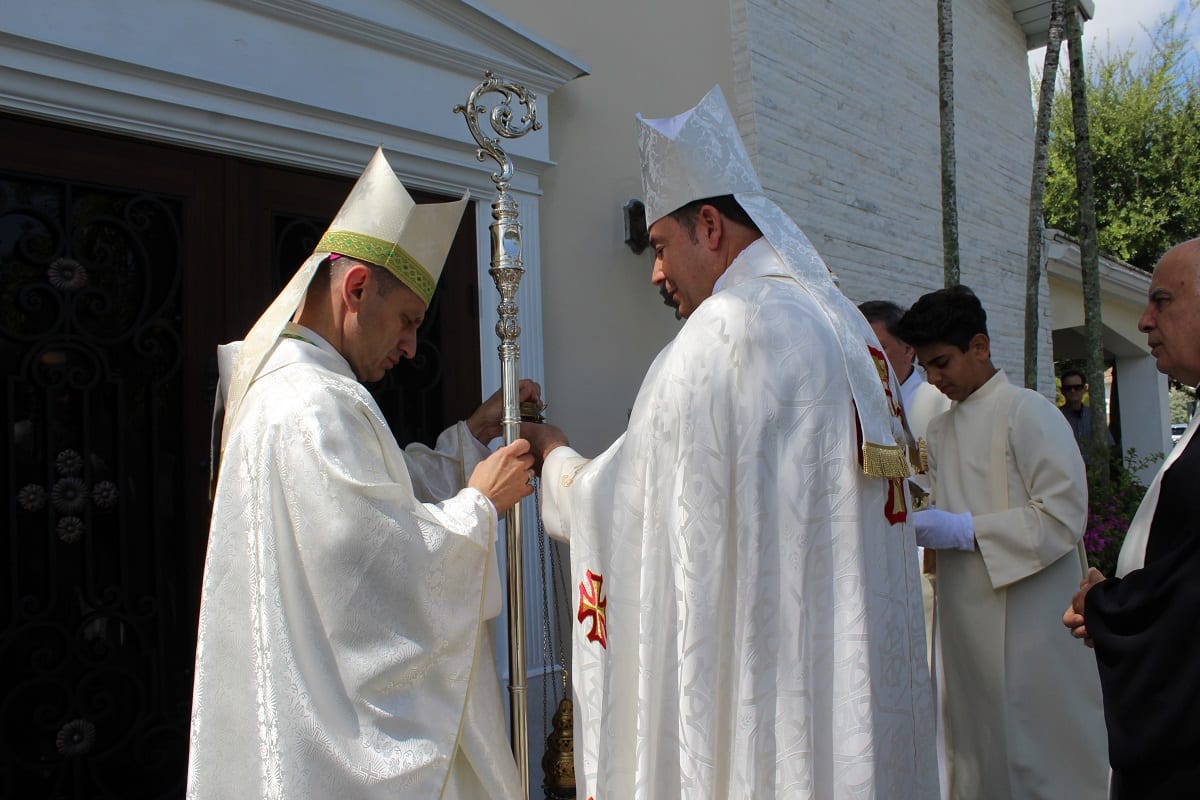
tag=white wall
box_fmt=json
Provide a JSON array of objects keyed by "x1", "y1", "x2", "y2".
[
  {"x1": 1115, "y1": 356, "x2": 1172, "y2": 481},
  {"x1": 486, "y1": 0, "x2": 737, "y2": 455},
  {"x1": 0, "y1": 0, "x2": 574, "y2": 182}
]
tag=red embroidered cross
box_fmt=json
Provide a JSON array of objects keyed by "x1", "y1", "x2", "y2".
[
  {"x1": 885, "y1": 476, "x2": 909, "y2": 524},
  {"x1": 577, "y1": 569, "x2": 607, "y2": 649}
]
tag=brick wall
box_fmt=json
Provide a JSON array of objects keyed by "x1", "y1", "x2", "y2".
[{"x1": 734, "y1": 0, "x2": 1055, "y2": 393}]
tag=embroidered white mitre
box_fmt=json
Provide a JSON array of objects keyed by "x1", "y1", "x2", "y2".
[{"x1": 220, "y1": 148, "x2": 468, "y2": 450}]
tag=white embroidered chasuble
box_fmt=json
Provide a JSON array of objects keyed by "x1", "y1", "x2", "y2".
[
  {"x1": 925, "y1": 370, "x2": 1107, "y2": 799},
  {"x1": 542, "y1": 240, "x2": 937, "y2": 799},
  {"x1": 187, "y1": 329, "x2": 520, "y2": 799}
]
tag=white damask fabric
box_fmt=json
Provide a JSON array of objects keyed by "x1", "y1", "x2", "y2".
[
  {"x1": 542, "y1": 241, "x2": 938, "y2": 799},
  {"x1": 188, "y1": 327, "x2": 520, "y2": 799},
  {"x1": 926, "y1": 371, "x2": 1107, "y2": 799}
]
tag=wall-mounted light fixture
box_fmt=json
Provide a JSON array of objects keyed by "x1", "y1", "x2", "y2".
[{"x1": 623, "y1": 198, "x2": 649, "y2": 254}]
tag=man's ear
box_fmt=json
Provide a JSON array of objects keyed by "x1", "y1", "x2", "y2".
[
  {"x1": 342, "y1": 263, "x2": 371, "y2": 311},
  {"x1": 969, "y1": 332, "x2": 991, "y2": 360},
  {"x1": 695, "y1": 204, "x2": 724, "y2": 251}
]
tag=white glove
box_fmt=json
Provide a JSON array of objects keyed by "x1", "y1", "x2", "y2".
[{"x1": 913, "y1": 508, "x2": 975, "y2": 551}]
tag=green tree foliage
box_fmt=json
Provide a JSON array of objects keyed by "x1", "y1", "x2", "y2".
[
  {"x1": 1044, "y1": 3, "x2": 1200, "y2": 271},
  {"x1": 1170, "y1": 384, "x2": 1197, "y2": 423}
]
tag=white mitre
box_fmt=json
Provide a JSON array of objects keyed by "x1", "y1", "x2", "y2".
[
  {"x1": 220, "y1": 147, "x2": 469, "y2": 450},
  {"x1": 636, "y1": 86, "x2": 910, "y2": 480}
]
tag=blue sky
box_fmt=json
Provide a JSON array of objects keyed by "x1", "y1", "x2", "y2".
[{"x1": 1028, "y1": 0, "x2": 1199, "y2": 73}]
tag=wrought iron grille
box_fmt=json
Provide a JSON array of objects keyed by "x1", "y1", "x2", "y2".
[{"x1": 1, "y1": 173, "x2": 190, "y2": 798}]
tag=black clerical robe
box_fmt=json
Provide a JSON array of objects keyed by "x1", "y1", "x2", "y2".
[{"x1": 1085, "y1": 430, "x2": 1200, "y2": 798}]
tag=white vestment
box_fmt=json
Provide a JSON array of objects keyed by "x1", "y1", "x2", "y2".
[
  {"x1": 926, "y1": 370, "x2": 1107, "y2": 799},
  {"x1": 187, "y1": 327, "x2": 520, "y2": 800},
  {"x1": 542, "y1": 240, "x2": 937, "y2": 799},
  {"x1": 900, "y1": 371, "x2": 950, "y2": 445},
  {"x1": 897, "y1": 370, "x2": 948, "y2": 649},
  {"x1": 1115, "y1": 408, "x2": 1200, "y2": 574}
]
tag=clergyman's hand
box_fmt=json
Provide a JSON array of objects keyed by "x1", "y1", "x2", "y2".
[
  {"x1": 467, "y1": 380, "x2": 543, "y2": 444},
  {"x1": 520, "y1": 422, "x2": 569, "y2": 471},
  {"x1": 468, "y1": 438, "x2": 535, "y2": 515},
  {"x1": 1062, "y1": 567, "x2": 1106, "y2": 648}
]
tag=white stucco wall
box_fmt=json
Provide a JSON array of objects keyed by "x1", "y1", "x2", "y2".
[{"x1": 485, "y1": 0, "x2": 736, "y2": 455}]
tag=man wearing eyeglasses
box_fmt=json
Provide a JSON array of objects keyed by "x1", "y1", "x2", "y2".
[{"x1": 1059, "y1": 368, "x2": 1115, "y2": 467}]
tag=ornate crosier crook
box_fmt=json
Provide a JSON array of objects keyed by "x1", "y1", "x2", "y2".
[
  {"x1": 456, "y1": 71, "x2": 542, "y2": 188},
  {"x1": 455, "y1": 71, "x2": 541, "y2": 797}
]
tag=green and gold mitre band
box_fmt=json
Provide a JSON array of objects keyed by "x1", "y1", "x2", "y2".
[{"x1": 317, "y1": 230, "x2": 437, "y2": 306}]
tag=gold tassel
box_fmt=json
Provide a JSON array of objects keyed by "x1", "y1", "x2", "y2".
[{"x1": 861, "y1": 441, "x2": 913, "y2": 479}]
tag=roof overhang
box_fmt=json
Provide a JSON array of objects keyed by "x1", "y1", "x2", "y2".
[
  {"x1": 1044, "y1": 229, "x2": 1149, "y2": 306},
  {"x1": 1011, "y1": 0, "x2": 1095, "y2": 50}
]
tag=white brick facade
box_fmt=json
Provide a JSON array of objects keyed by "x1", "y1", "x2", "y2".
[{"x1": 735, "y1": 0, "x2": 1055, "y2": 393}]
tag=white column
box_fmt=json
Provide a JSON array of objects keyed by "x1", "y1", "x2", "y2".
[{"x1": 1116, "y1": 354, "x2": 1171, "y2": 484}]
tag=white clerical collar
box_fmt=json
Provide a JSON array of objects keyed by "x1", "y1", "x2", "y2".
[{"x1": 712, "y1": 236, "x2": 772, "y2": 296}]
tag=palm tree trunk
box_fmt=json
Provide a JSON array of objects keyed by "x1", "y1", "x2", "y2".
[
  {"x1": 1066, "y1": 2, "x2": 1110, "y2": 487},
  {"x1": 1025, "y1": 0, "x2": 1066, "y2": 390},
  {"x1": 938, "y1": 0, "x2": 960, "y2": 286}
]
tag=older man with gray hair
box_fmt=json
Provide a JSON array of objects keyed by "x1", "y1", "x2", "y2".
[{"x1": 1065, "y1": 237, "x2": 1200, "y2": 798}]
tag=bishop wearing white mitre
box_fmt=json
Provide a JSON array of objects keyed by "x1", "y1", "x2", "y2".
[
  {"x1": 534, "y1": 86, "x2": 938, "y2": 800},
  {"x1": 187, "y1": 149, "x2": 533, "y2": 800}
]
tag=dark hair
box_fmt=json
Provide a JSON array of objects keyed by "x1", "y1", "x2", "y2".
[
  {"x1": 1060, "y1": 368, "x2": 1086, "y2": 385},
  {"x1": 858, "y1": 300, "x2": 905, "y2": 338},
  {"x1": 668, "y1": 195, "x2": 760, "y2": 239},
  {"x1": 895, "y1": 285, "x2": 988, "y2": 352},
  {"x1": 316, "y1": 255, "x2": 404, "y2": 297}
]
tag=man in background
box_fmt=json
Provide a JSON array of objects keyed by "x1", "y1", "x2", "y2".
[
  {"x1": 859, "y1": 298, "x2": 949, "y2": 658},
  {"x1": 1058, "y1": 367, "x2": 1115, "y2": 469},
  {"x1": 860, "y1": 299, "x2": 950, "y2": 450}
]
